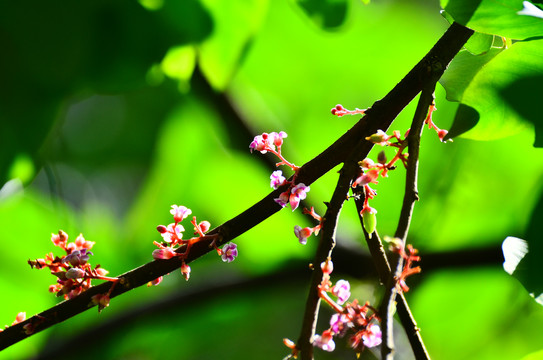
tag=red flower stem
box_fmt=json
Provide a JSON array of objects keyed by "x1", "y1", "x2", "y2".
[{"x1": 318, "y1": 288, "x2": 344, "y2": 313}]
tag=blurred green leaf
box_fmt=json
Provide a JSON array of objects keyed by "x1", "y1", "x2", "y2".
[
  {"x1": 197, "y1": 0, "x2": 270, "y2": 90},
  {"x1": 522, "y1": 349, "x2": 543, "y2": 360},
  {"x1": 440, "y1": 0, "x2": 543, "y2": 39},
  {"x1": 295, "y1": 0, "x2": 349, "y2": 29}
]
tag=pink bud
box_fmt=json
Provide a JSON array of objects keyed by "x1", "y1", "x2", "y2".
[
  {"x1": 181, "y1": 263, "x2": 191, "y2": 281},
  {"x1": 152, "y1": 247, "x2": 177, "y2": 260},
  {"x1": 65, "y1": 268, "x2": 86, "y2": 279},
  {"x1": 157, "y1": 225, "x2": 168, "y2": 234}
]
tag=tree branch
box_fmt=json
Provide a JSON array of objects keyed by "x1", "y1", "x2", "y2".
[
  {"x1": 380, "y1": 83, "x2": 437, "y2": 360},
  {"x1": 0, "y1": 22, "x2": 473, "y2": 351}
]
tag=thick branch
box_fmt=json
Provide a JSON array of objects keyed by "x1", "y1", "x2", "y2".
[{"x1": 0, "y1": 22, "x2": 473, "y2": 351}]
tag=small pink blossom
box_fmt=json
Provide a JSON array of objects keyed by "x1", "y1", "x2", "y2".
[
  {"x1": 362, "y1": 324, "x2": 382, "y2": 348},
  {"x1": 274, "y1": 191, "x2": 289, "y2": 207},
  {"x1": 270, "y1": 170, "x2": 286, "y2": 190},
  {"x1": 289, "y1": 183, "x2": 310, "y2": 211},
  {"x1": 152, "y1": 247, "x2": 178, "y2": 260},
  {"x1": 161, "y1": 223, "x2": 185, "y2": 243},
  {"x1": 249, "y1": 131, "x2": 287, "y2": 154},
  {"x1": 352, "y1": 168, "x2": 379, "y2": 188},
  {"x1": 313, "y1": 330, "x2": 335, "y2": 352},
  {"x1": 330, "y1": 313, "x2": 350, "y2": 336},
  {"x1": 332, "y1": 279, "x2": 351, "y2": 305},
  {"x1": 74, "y1": 233, "x2": 95, "y2": 250},
  {"x1": 221, "y1": 242, "x2": 238, "y2": 263},
  {"x1": 170, "y1": 205, "x2": 192, "y2": 223},
  {"x1": 294, "y1": 225, "x2": 313, "y2": 245}
]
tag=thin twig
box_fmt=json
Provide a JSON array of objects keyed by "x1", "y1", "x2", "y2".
[
  {"x1": 0, "y1": 22, "x2": 473, "y2": 351},
  {"x1": 297, "y1": 117, "x2": 374, "y2": 359},
  {"x1": 379, "y1": 83, "x2": 437, "y2": 360}
]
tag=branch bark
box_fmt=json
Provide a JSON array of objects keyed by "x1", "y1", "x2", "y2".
[{"x1": 0, "y1": 22, "x2": 473, "y2": 351}]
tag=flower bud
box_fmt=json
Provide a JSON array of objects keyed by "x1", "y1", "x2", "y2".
[
  {"x1": 377, "y1": 150, "x2": 387, "y2": 165},
  {"x1": 362, "y1": 208, "x2": 377, "y2": 234},
  {"x1": 65, "y1": 268, "x2": 86, "y2": 279}
]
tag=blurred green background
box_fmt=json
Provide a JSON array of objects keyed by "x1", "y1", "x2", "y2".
[{"x1": 1, "y1": 0, "x2": 542, "y2": 359}]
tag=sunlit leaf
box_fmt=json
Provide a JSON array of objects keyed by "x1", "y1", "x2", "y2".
[
  {"x1": 464, "y1": 32, "x2": 495, "y2": 55},
  {"x1": 440, "y1": 0, "x2": 543, "y2": 39},
  {"x1": 442, "y1": 39, "x2": 543, "y2": 141}
]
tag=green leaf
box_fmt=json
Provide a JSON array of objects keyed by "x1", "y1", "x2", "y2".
[
  {"x1": 442, "y1": 39, "x2": 543, "y2": 141},
  {"x1": 500, "y1": 74, "x2": 543, "y2": 147},
  {"x1": 440, "y1": 48, "x2": 503, "y2": 102},
  {"x1": 444, "y1": 103, "x2": 479, "y2": 140},
  {"x1": 440, "y1": 0, "x2": 543, "y2": 39},
  {"x1": 294, "y1": 0, "x2": 349, "y2": 29},
  {"x1": 464, "y1": 32, "x2": 495, "y2": 55}
]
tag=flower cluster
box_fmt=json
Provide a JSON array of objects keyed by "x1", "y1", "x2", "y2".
[
  {"x1": 28, "y1": 231, "x2": 117, "y2": 306},
  {"x1": 385, "y1": 237, "x2": 422, "y2": 292},
  {"x1": 151, "y1": 205, "x2": 237, "y2": 282},
  {"x1": 250, "y1": 132, "x2": 310, "y2": 211},
  {"x1": 293, "y1": 207, "x2": 323, "y2": 245},
  {"x1": 283, "y1": 259, "x2": 382, "y2": 356}
]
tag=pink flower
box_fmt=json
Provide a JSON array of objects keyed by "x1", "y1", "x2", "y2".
[
  {"x1": 75, "y1": 233, "x2": 95, "y2": 250},
  {"x1": 197, "y1": 220, "x2": 211, "y2": 234},
  {"x1": 274, "y1": 191, "x2": 289, "y2": 207},
  {"x1": 51, "y1": 230, "x2": 68, "y2": 248},
  {"x1": 294, "y1": 225, "x2": 313, "y2": 245},
  {"x1": 270, "y1": 131, "x2": 287, "y2": 148},
  {"x1": 249, "y1": 131, "x2": 287, "y2": 154},
  {"x1": 362, "y1": 324, "x2": 382, "y2": 348},
  {"x1": 152, "y1": 247, "x2": 178, "y2": 260},
  {"x1": 170, "y1": 205, "x2": 192, "y2": 223},
  {"x1": 352, "y1": 168, "x2": 379, "y2": 188},
  {"x1": 330, "y1": 313, "x2": 350, "y2": 336},
  {"x1": 221, "y1": 242, "x2": 238, "y2": 263},
  {"x1": 313, "y1": 330, "x2": 335, "y2": 352},
  {"x1": 289, "y1": 183, "x2": 310, "y2": 211},
  {"x1": 161, "y1": 223, "x2": 185, "y2": 243},
  {"x1": 332, "y1": 280, "x2": 351, "y2": 305},
  {"x1": 270, "y1": 170, "x2": 286, "y2": 190}
]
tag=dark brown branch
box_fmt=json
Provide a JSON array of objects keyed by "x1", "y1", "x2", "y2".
[{"x1": 0, "y1": 22, "x2": 473, "y2": 351}]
